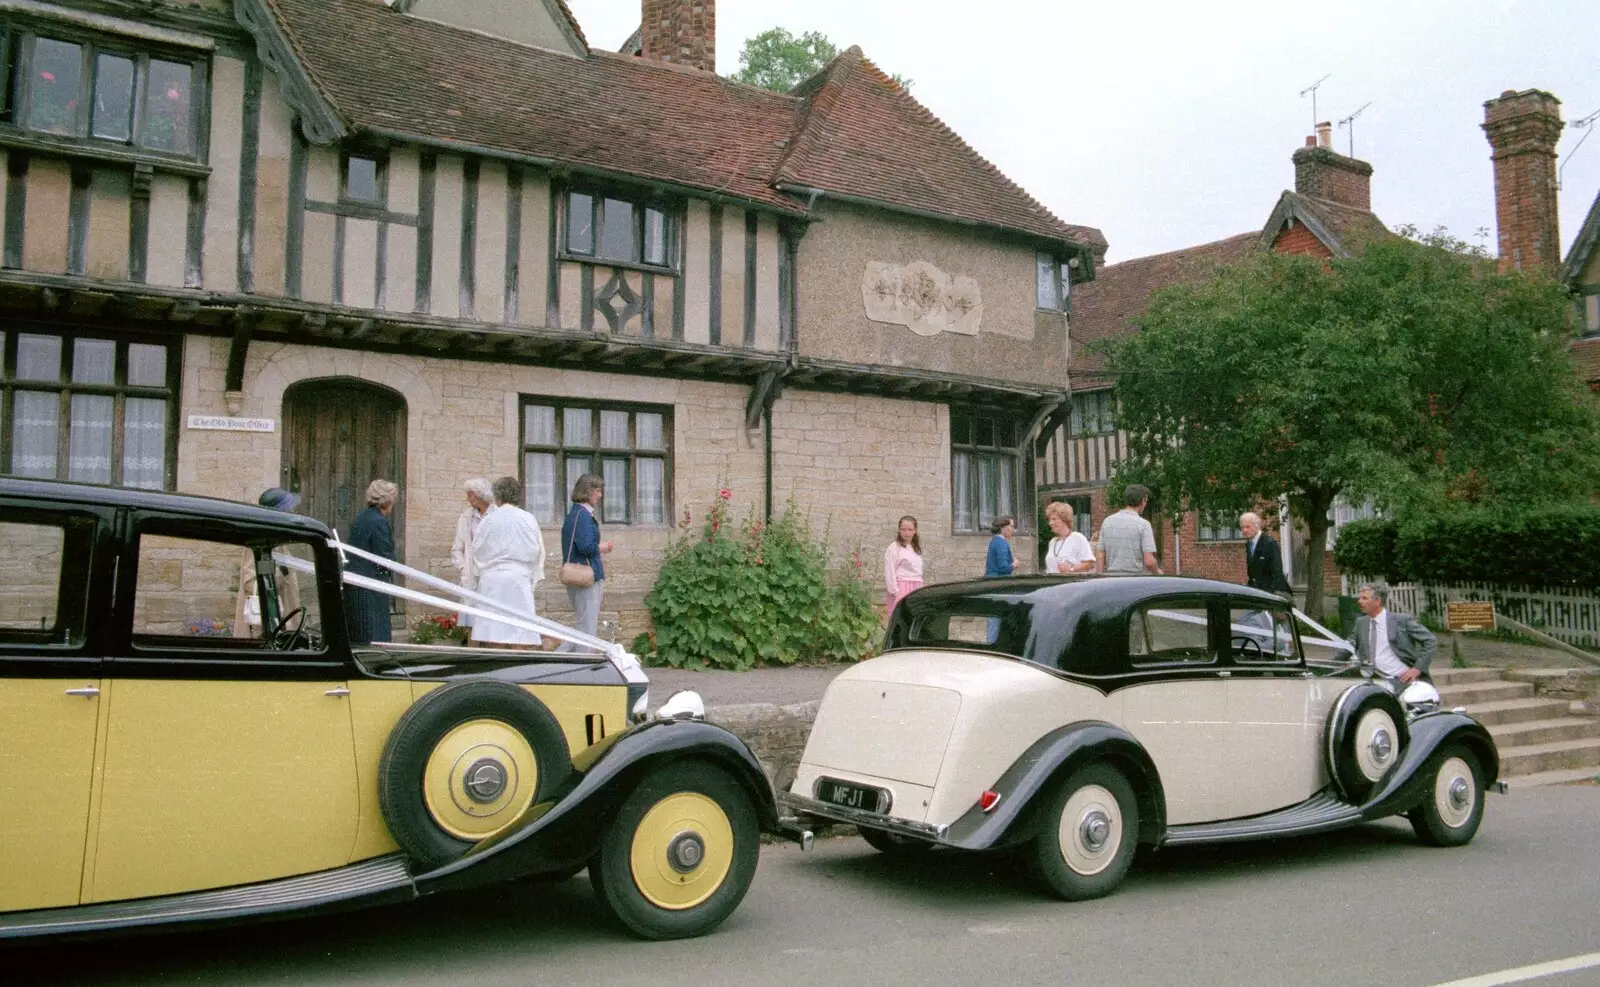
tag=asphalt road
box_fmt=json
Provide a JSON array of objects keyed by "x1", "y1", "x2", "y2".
[{"x1": 11, "y1": 786, "x2": 1599, "y2": 987}]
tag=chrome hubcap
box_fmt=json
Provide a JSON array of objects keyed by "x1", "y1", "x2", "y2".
[
  {"x1": 1079, "y1": 810, "x2": 1111, "y2": 853},
  {"x1": 1369, "y1": 730, "x2": 1393, "y2": 766},
  {"x1": 1448, "y1": 777, "x2": 1470, "y2": 811},
  {"x1": 666, "y1": 831, "x2": 705, "y2": 873},
  {"x1": 462, "y1": 757, "x2": 508, "y2": 804}
]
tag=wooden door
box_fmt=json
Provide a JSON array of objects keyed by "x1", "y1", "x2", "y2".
[{"x1": 281, "y1": 379, "x2": 407, "y2": 556}]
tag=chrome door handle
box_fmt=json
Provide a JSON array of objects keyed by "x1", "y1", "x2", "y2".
[
  {"x1": 325, "y1": 687, "x2": 351, "y2": 698},
  {"x1": 65, "y1": 685, "x2": 100, "y2": 698}
]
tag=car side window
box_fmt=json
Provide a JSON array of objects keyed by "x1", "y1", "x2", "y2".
[
  {"x1": 131, "y1": 533, "x2": 324, "y2": 653},
  {"x1": 1129, "y1": 601, "x2": 1213, "y2": 664},
  {"x1": 0, "y1": 512, "x2": 96, "y2": 647},
  {"x1": 1227, "y1": 606, "x2": 1301, "y2": 663}
]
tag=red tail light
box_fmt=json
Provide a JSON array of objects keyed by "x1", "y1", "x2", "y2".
[{"x1": 978, "y1": 790, "x2": 1002, "y2": 812}]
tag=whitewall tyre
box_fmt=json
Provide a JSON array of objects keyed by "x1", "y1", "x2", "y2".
[
  {"x1": 1033, "y1": 763, "x2": 1138, "y2": 901},
  {"x1": 1408, "y1": 745, "x2": 1485, "y2": 847}
]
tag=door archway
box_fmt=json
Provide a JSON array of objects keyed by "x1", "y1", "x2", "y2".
[{"x1": 281, "y1": 378, "x2": 408, "y2": 557}]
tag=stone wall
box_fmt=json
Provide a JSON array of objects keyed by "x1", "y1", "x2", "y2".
[{"x1": 0, "y1": 521, "x2": 64, "y2": 632}]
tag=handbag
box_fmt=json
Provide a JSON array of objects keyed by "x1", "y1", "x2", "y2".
[{"x1": 558, "y1": 507, "x2": 596, "y2": 588}]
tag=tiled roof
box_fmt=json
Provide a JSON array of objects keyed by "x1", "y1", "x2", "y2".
[
  {"x1": 1562, "y1": 188, "x2": 1600, "y2": 288},
  {"x1": 254, "y1": 1, "x2": 1105, "y2": 247},
  {"x1": 775, "y1": 48, "x2": 1105, "y2": 251},
  {"x1": 1068, "y1": 233, "x2": 1259, "y2": 387},
  {"x1": 264, "y1": 0, "x2": 809, "y2": 213}
]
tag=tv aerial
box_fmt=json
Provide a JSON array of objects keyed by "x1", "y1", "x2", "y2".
[
  {"x1": 1558, "y1": 106, "x2": 1600, "y2": 190},
  {"x1": 1338, "y1": 102, "x2": 1372, "y2": 157},
  {"x1": 1299, "y1": 74, "x2": 1331, "y2": 132}
]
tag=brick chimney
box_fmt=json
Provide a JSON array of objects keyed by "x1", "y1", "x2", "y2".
[
  {"x1": 1291, "y1": 136, "x2": 1373, "y2": 211},
  {"x1": 640, "y1": 0, "x2": 715, "y2": 73},
  {"x1": 1482, "y1": 89, "x2": 1564, "y2": 273}
]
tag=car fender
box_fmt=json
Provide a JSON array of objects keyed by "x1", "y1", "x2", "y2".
[
  {"x1": 1324, "y1": 681, "x2": 1409, "y2": 801},
  {"x1": 941, "y1": 720, "x2": 1165, "y2": 851},
  {"x1": 413, "y1": 718, "x2": 776, "y2": 895},
  {"x1": 1357, "y1": 710, "x2": 1500, "y2": 819}
]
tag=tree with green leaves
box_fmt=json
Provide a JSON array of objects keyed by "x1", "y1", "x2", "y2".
[
  {"x1": 1098, "y1": 230, "x2": 1600, "y2": 618},
  {"x1": 731, "y1": 27, "x2": 910, "y2": 93}
]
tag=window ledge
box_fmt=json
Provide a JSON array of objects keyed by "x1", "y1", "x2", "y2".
[
  {"x1": 0, "y1": 130, "x2": 209, "y2": 177},
  {"x1": 557, "y1": 252, "x2": 678, "y2": 277}
]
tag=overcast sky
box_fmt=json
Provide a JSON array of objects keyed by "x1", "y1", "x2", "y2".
[{"x1": 564, "y1": 0, "x2": 1598, "y2": 267}]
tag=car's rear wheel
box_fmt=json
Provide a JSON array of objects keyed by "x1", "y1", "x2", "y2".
[
  {"x1": 378, "y1": 680, "x2": 571, "y2": 869},
  {"x1": 858, "y1": 826, "x2": 935, "y2": 855},
  {"x1": 590, "y1": 761, "x2": 759, "y2": 940},
  {"x1": 1033, "y1": 763, "x2": 1138, "y2": 901},
  {"x1": 1408, "y1": 744, "x2": 1485, "y2": 847}
]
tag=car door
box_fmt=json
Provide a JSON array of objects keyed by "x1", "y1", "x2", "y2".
[
  {"x1": 85, "y1": 514, "x2": 361, "y2": 904},
  {"x1": 1118, "y1": 597, "x2": 1235, "y2": 825},
  {"x1": 1220, "y1": 602, "x2": 1323, "y2": 818},
  {"x1": 0, "y1": 503, "x2": 107, "y2": 912}
]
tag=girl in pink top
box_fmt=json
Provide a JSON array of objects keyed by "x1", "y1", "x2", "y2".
[{"x1": 884, "y1": 515, "x2": 925, "y2": 613}]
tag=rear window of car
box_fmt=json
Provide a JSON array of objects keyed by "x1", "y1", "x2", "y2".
[
  {"x1": 0, "y1": 512, "x2": 94, "y2": 646},
  {"x1": 1128, "y1": 600, "x2": 1213, "y2": 665}
]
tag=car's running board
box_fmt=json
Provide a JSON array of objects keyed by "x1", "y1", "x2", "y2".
[
  {"x1": 0, "y1": 855, "x2": 413, "y2": 940},
  {"x1": 1162, "y1": 791, "x2": 1363, "y2": 846}
]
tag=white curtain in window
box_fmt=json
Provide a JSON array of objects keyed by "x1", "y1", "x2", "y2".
[
  {"x1": 523, "y1": 404, "x2": 555, "y2": 445},
  {"x1": 637, "y1": 457, "x2": 664, "y2": 525},
  {"x1": 997, "y1": 458, "x2": 1014, "y2": 518},
  {"x1": 599, "y1": 410, "x2": 629, "y2": 449},
  {"x1": 977, "y1": 457, "x2": 997, "y2": 529},
  {"x1": 128, "y1": 343, "x2": 167, "y2": 388},
  {"x1": 17, "y1": 334, "x2": 62, "y2": 381},
  {"x1": 601, "y1": 459, "x2": 628, "y2": 523},
  {"x1": 524, "y1": 452, "x2": 557, "y2": 524},
  {"x1": 563, "y1": 407, "x2": 592, "y2": 448},
  {"x1": 73, "y1": 338, "x2": 115, "y2": 385},
  {"x1": 123, "y1": 397, "x2": 167, "y2": 489},
  {"x1": 636, "y1": 412, "x2": 664, "y2": 450},
  {"x1": 13, "y1": 391, "x2": 60, "y2": 477},
  {"x1": 68, "y1": 394, "x2": 113, "y2": 484},
  {"x1": 565, "y1": 455, "x2": 591, "y2": 498},
  {"x1": 952, "y1": 452, "x2": 972, "y2": 531}
]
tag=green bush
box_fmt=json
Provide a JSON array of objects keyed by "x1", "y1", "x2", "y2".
[
  {"x1": 641, "y1": 490, "x2": 881, "y2": 670},
  {"x1": 1335, "y1": 505, "x2": 1600, "y2": 589}
]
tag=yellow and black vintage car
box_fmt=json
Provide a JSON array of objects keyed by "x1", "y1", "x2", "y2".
[{"x1": 0, "y1": 477, "x2": 791, "y2": 941}]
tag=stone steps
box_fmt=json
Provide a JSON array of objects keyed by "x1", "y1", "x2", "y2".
[
  {"x1": 1438, "y1": 679, "x2": 1536, "y2": 705},
  {"x1": 1431, "y1": 667, "x2": 1510, "y2": 686},
  {"x1": 1487, "y1": 716, "x2": 1600, "y2": 748},
  {"x1": 1466, "y1": 697, "x2": 1573, "y2": 727},
  {"x1": 1496, "y1": 737, "x2": 1600, "y2": 777},
  {"x1": 1503, "y1": 766, "x2": 1600, "y2": 789}
]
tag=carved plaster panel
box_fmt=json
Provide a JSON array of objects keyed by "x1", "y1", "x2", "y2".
[{"x1": 861, "y1": 260, "x2": 982, "y2": 337}]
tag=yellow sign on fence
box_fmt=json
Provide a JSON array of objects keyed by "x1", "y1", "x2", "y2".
[{"x1": 1445, "y1": 601, "x2": 1496, "y2": 632}]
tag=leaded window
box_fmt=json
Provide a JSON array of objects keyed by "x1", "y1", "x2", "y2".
[
  {"x1": 1, "y1": 330, "x2": 176, "y2": 488},
  {"x1": 1036, "y1": 251, "x2": 1072, "y2": 312},
  {"x1": 1198, "y1": 511, "x2": 1245, "y2": 542},
  {"x1": 1069, "y1": 389, "x2": 1116, "y2": 436},
  {"x1": 951, "y1": 408, "x2": 1028, "y2": 534},
  {"x1": 1, "y1": 26, "x2": 206, "y2": 157},
  {"x1": 564, "y1": 189, "x2": 674, "y2": 269},
  {"x1": 519, "y1": 399, "x2": 670, "y2": 526}
]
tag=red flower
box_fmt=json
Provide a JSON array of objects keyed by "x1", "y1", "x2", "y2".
[
  {"x1": 166, "y1": 87, "x2": 182, "y2": 101},
  {"x1": 39, "y1": 71, "x2": 55, "y2": 83},
  {"x1": 718, "y1": 488, "x2": 732, "y2": 501}
]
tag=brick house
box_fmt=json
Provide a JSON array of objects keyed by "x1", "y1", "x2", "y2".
[
  {"x1": 0, "y1": 0, "x2": 1105, "y2": 637},
  {"x1": 1039, "y1": 125, "x2": 1386, "y2": 596}
]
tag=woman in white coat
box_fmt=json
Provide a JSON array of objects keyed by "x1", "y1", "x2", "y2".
[
  {"x1": 469, "y1": 476, "x2": 546, "y2": 650},
  {"x1": 451, "y1": 477, "x2": 494, "y2": 633}
]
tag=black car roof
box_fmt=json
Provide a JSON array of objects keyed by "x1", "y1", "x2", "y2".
[
  {"x1": 0, "y1": 477, "x2": 335, "y2": 538},
  {"x1": 911, "y1": 574, "x2": 1287, "y2": 609}
]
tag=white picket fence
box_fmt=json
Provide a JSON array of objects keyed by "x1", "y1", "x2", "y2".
[{"x1": 1347, "y1": 576, "x2": 1600, "y2": 648}]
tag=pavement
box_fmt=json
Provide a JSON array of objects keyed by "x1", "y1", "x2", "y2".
[{"x1": 18, "y1": 784, "x2": 1600, "y2": 987}]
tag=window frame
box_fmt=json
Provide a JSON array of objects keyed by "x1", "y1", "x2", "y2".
[
  {"x1": 339, "y1": 150, "x2": 387, "y2": 207},
  {"x1": 517, "y1": 397, "x2": 673, "y2": 527},
  {"x1": 1579, "y1": 289, "x2": 1600, "y2": 338},
  {"x1": 560, "y1": 185, "x2": 678, "y2": 274},
  {"x1": 1, "y1": 328, "x2": 180, "y2": 490},
  {"x1": 0, "y1": 21, "x2": 209, "y2": 161},
  {"x1": 1197, "y1": 510, "x2": 1246, "y2": 543},
  {"x1": 0, "y1": 507, "x2": 96, "y2": 651},
  {"x1": 1126, "y1": 597, "x2": 1216, "y2": 667},
  {"x1": 1068, "y1": 389, "x2": 1116, "y2": 437},
  {"x1": 1224, "y1": 603, "x2": 1303, "y2": 666},
  {"x1": 1035, "y1": 250, "x2": 1072, "y2": 313},
  {"x1": 950, "y1": 406, "x2": 1030, "y2": 535}
]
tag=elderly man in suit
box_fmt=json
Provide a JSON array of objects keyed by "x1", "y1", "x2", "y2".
[
  {"x1": 1348, "y1": 582, "x2": 1437, "y2": 684},
  {"x1": 1240, "y1": 511, "x2": 1292, "y2": 600}
]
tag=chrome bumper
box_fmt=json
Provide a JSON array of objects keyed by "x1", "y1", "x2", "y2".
[{"x1": 778, "y1": 791, "x2": 950, "y2": 843}]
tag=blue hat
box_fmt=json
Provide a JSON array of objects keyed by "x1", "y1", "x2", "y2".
[{"x1": 259, "y1": 487, "x2": 301, "y2": 512}]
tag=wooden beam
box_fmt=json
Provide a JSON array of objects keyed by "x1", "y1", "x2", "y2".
[
  {"x1": 225, "y1": 308, "x2": 260, "y2": 393},
  {"x1": 170, "y1": 299, "x2": 201, "y2": 322}
]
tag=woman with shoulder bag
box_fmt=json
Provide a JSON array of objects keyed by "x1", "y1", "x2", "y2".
[{"x1": 557, "y1": 473, "x2": 612, "y2": 651}]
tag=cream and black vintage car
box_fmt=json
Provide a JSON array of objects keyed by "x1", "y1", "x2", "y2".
[
  {"x1": 0, "y1": 478, "x2": 795, "y2": 941},
  {"x1": 781, "y1": 576, "x2": 1502, "y2": 900}
]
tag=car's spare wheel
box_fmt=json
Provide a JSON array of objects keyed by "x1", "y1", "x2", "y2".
[
  {"x1": 379, "y1": 679, "x2": 572, "y2": 868},
  {"x1": 1325, "y1": 684, "x2": 1407, "y2": 804}
]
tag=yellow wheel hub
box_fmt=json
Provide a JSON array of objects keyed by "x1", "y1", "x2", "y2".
[
  {"x1": 628, "y1": 792, "x2": 734, "y2": 910},
  {"x1": 422, "y1": 718, "x2": 538, "y2": 841}
]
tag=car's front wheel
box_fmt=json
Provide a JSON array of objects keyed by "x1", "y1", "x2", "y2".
[
  {"x1": 590, "y1": 761, "x2": 759, "y2": 940},
  {"x1": 1033, "y1": 763, "x2": 1138, "y2": 901},
  {"x1": 1408, "y1": 744, "x2": 1485, "y2": 847}
]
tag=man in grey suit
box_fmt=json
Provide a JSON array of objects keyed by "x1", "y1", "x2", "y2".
[{"x1": 1347, "y1": 583, "x2": 1437, "y2": 684}]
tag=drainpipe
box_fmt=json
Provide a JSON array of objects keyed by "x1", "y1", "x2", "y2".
[{"x1": 764, "y1": 405, "x2": 774, "y2": 523}]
